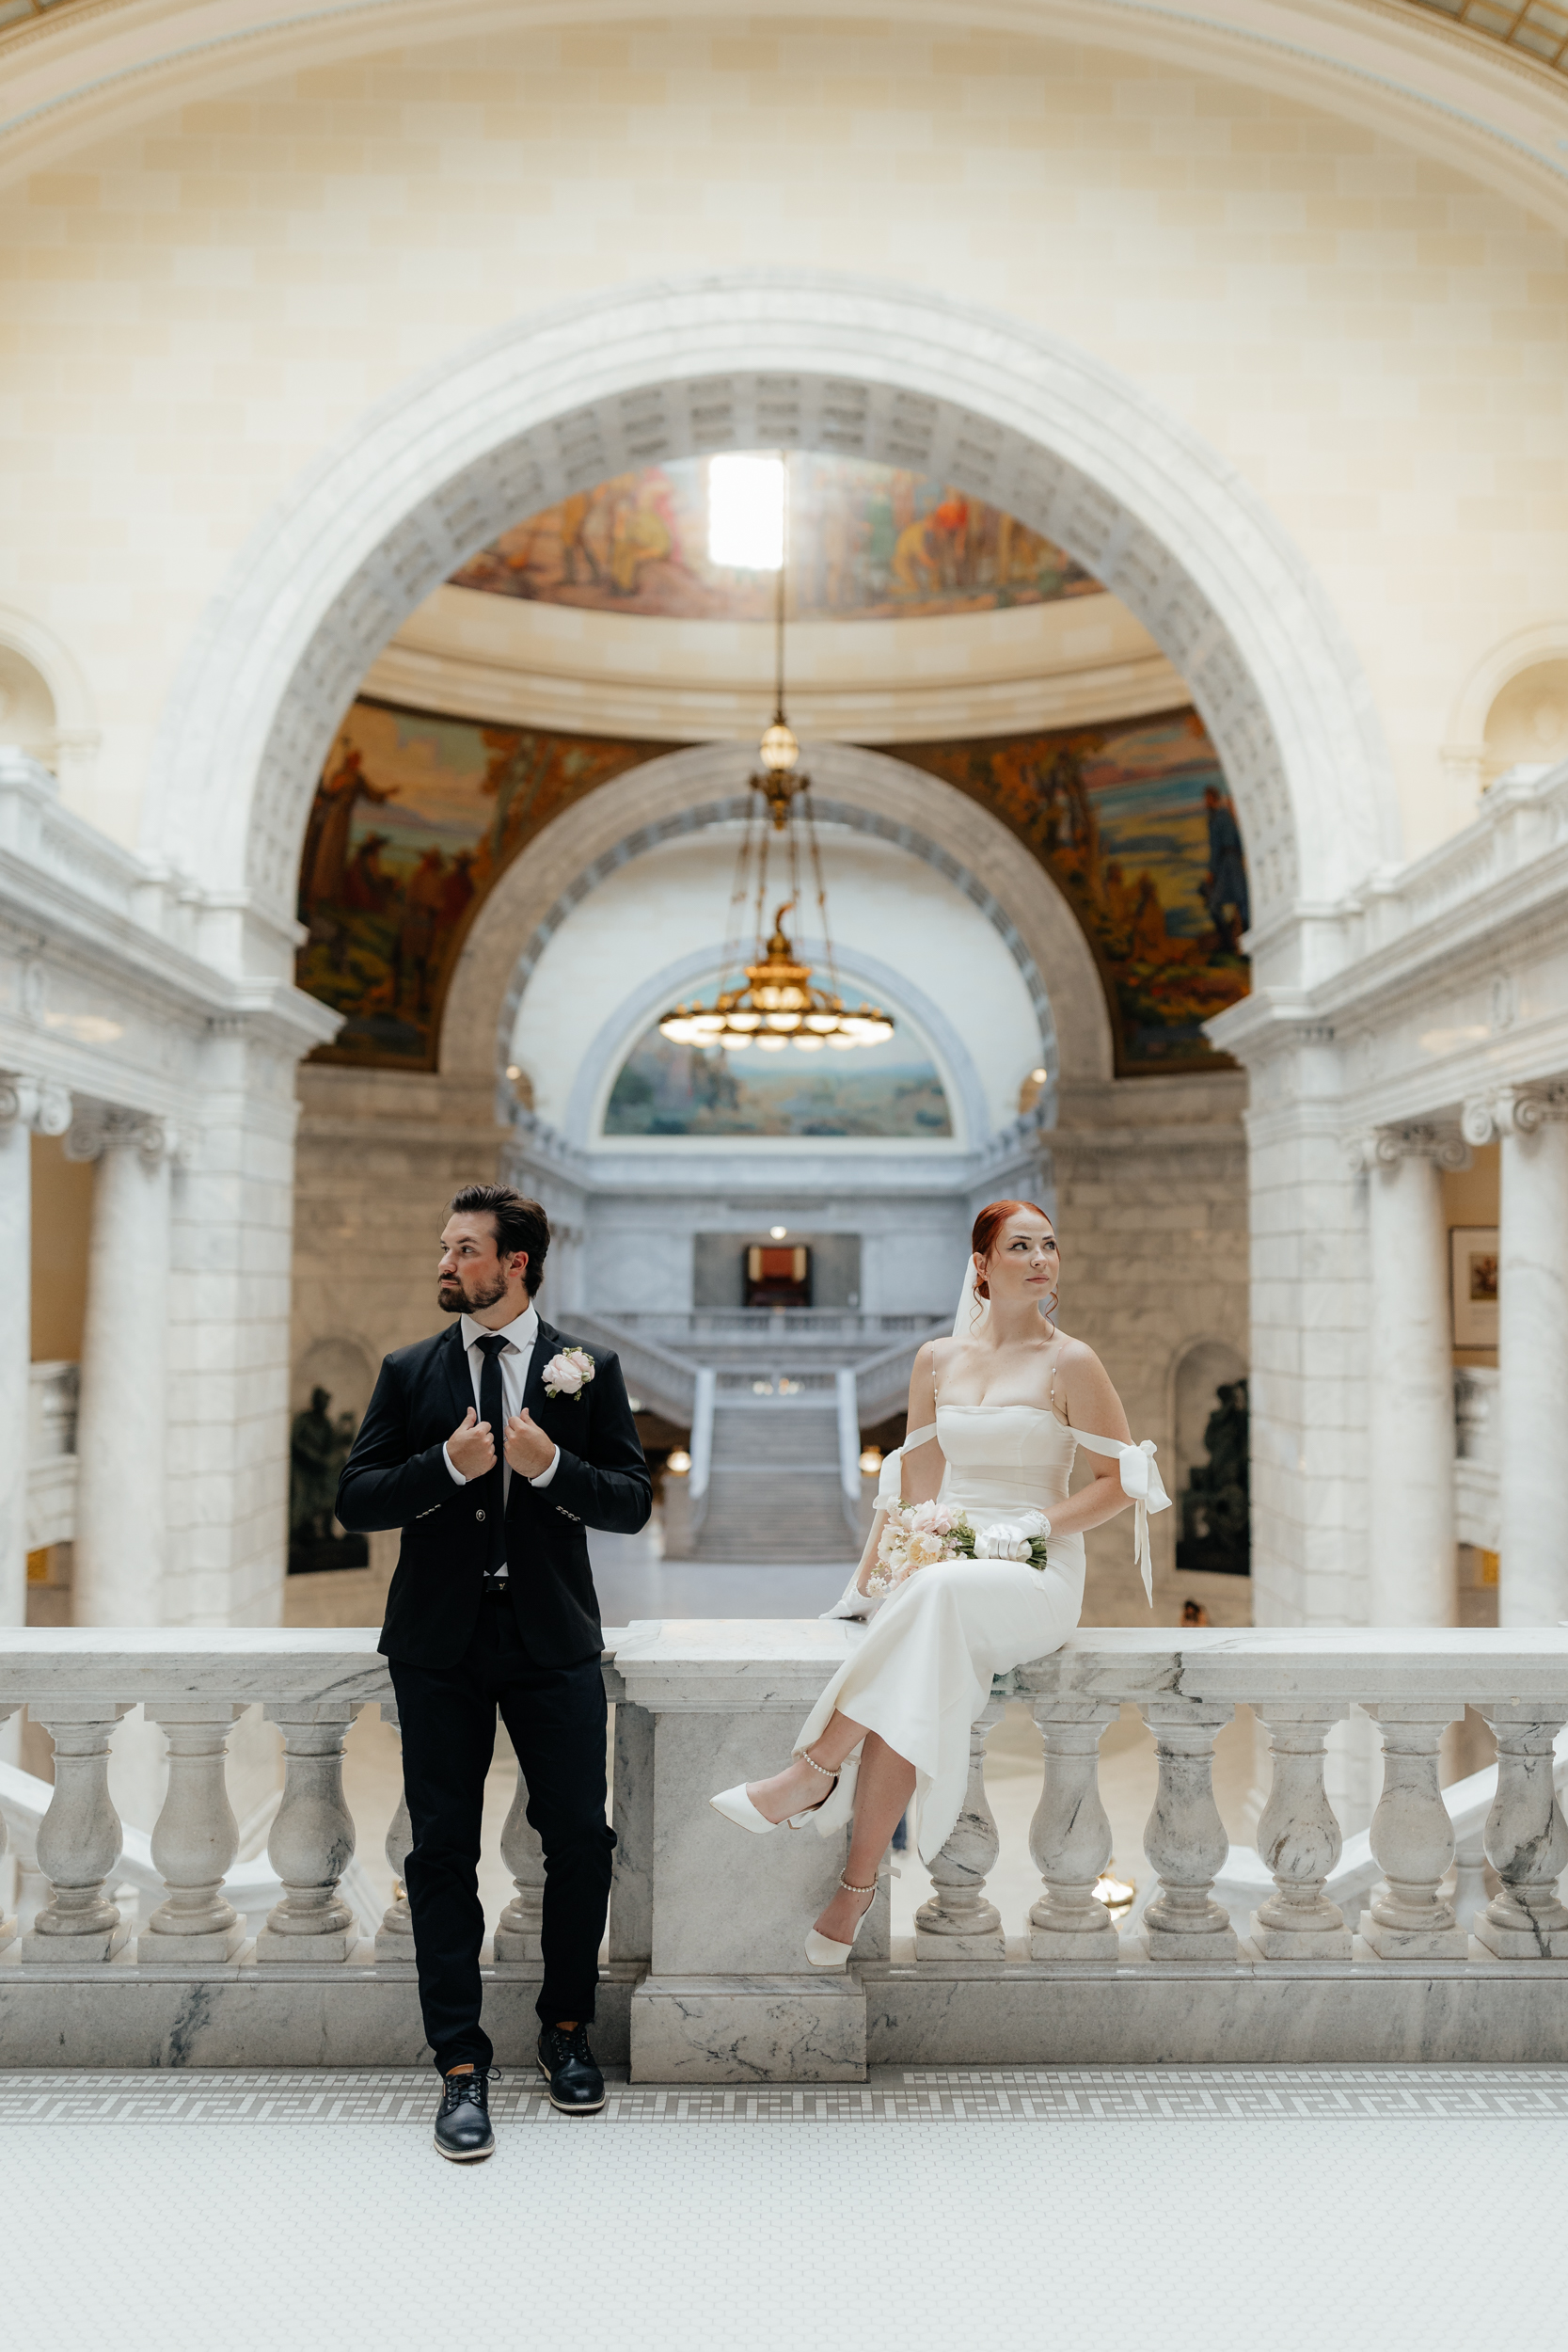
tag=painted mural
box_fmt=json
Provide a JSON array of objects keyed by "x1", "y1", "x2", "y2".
[
  {"x1": 450, "y1": 453, "x2": 1099, "y2": 624},
  {"x1": 604, "y1": 1019, "x2": 954, "y2": 1139},
  {"x1": 296, "y1": 699, "x2": 667, "y2": 1067},
  {"x1": 896, "y1": 710, "x2": 1250, "y2": 1073}
]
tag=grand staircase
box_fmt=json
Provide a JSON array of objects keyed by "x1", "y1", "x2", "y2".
[
  {"x1": 568, "y1": 1309, "x2": 947, "y2": 1566},
  {"x1": 689, "y1": 1394, "x2": 854, "y2": 1564}
]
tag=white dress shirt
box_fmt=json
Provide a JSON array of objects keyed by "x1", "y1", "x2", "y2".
[{"x1": 442, "y1": 1302, "x2": 560, "y2": 1579}]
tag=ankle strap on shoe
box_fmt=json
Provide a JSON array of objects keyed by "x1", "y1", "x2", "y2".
[
  {"x1": 839, "y1": 1875, "x2": 876, "y2": 1897},
  {"x1": 797, "y1": 1749, "x2": 837, "y2": 1780}
]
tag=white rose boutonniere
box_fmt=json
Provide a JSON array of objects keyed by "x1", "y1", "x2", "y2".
[{"x1": 543, "y1": 1346, "x2": 595, "y2": 1400}]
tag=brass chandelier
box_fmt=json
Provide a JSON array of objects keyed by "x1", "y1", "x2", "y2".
[{"x1": 657, "y1": 462, "x2": 894, "y2": 1058}]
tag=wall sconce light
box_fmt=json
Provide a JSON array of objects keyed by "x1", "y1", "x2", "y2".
[{"x1": 666, "y1": 1449, "x2": 691, "y2": 1476}]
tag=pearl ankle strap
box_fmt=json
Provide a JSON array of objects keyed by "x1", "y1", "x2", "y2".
[
  {"x1": 839, "y1": 1875, "x2": 876, "y2": 1898},
  {"x1": 798, "y1": 1750, "x2": 837, "y2": 1780}
]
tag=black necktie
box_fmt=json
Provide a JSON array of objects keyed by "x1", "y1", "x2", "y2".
[{"x1": 474, "y1": 1332, "x2": 511, "y2": 1587}]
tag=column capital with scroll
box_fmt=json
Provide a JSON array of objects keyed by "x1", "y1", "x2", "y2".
[
  {"x1": 0, "y1": 1073, "x2": 72, "y2": 1136},
  {"x1": 1344, "y1": 1120, "x2": 1470, "y2": 1176},
  {"x1": 1462, "y1": 1084, "x2": 1568, "y2": 1146},
  {"x1": 64, "y1": 1103, "x2": 183, "y2": 1168}
]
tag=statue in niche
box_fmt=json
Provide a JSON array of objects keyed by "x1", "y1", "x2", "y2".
[
  {"x1": 288, "y1": 1387, "x2": 369, "y2": 1575},
  {"x1": 1176, "y1": 1378, "x2": 1250, "y2": 1577}
]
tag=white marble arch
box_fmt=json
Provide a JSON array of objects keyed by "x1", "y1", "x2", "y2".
[
  {"x1": 557, "y1": 939, "x2": 996, "y2": 1153},
  {"x1": 139, "y1": 271, "x2": 1394, "y2": 967},
  {"x1": 436, "y1": 739, "x2": 1114, "y2": 1100}
]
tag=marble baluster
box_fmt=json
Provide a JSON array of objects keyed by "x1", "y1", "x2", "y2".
[
  {"x1": 374, "y1": 1703, "x2": 416, "y2": 1966},
  {"x1": 494, "y1": 1759, "x2": 546, "y2": 1964},
  {"x1": 135, "y1": 1703, "x2": 247, "y2": 1962},
  {"x1": 1139, "y1": 1698, "x2": 1238, "y2": 1960},
  {"x1": 915, "y1": 1696, "x2": 1006, "y2": 1959},
  {"x1": 1359, "y1": 1704, "x2": 1468, "y2": 1958},
  {"x1": 1251, "y1": 1703, "x2": 1352, "y2": 1958},
  {"x1": 0, "y1": 1700, "x2": 19, "y2": 1951},
  {"x1": 1474, "y1": 1708, "x2": 1568, "y2": 1959},
  {"x1": 255, "y1": 1703, "x2": 359, "y2": 1961},
  {"x1": 23, "y1": 1702, "x2": 135, "y2": 1961},
  {"x1": 1028, "y1": 1697, "x2": 1120, "y2": 1960}
]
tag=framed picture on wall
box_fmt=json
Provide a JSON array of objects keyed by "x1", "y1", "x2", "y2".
[{"x1": 1451, "y1": 1227, "x2": 1499, "y2": 1347}]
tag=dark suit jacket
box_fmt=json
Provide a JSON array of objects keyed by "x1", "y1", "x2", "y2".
[{"x1": 336, "y1": 1313, "x2": 651, "y2": 1670}]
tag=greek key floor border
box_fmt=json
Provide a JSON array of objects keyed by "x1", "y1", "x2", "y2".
[{"x1": 6, "y1": 2067, "x2": 1568, "y2": 2124}]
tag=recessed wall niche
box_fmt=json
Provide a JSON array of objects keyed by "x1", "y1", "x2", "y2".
[{"x1": 692, "y1": 1232, "x2": 862, "y2": 1311}]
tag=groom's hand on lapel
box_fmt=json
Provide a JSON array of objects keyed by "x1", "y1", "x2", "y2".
[
  {"x1": 446, "y1": 1406, "x2": 496, "y2": 1480},
  {"x1": 504, "y1": 1407, "x2": 558, "y2": 1479}
]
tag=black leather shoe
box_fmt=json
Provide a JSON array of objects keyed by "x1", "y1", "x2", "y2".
[
  {"x1": 537, "y1": 2023, "x2": 605, "y2": 2113},
  {"x1": 434, "y1": 2067, "x2": 497, "y2": 2161}
]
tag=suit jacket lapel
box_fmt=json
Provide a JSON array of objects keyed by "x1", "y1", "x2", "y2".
[
  {"x1": 439, "y1": 1321, "x2": 475, "y2": 1432},
  {"x1": 524, "y1": 1316, "x2": 559, "y2": 1421}
]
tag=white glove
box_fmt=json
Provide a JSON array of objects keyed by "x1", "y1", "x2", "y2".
[{"x1": 974, "y1": 1510, "x2": 1051, "y2": 1561}]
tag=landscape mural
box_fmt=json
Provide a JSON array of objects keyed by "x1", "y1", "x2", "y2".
[
  {"x1": 294, "y1": 698, "x2": 1247, "y2": 1080},
  {"x1": 604, "y1": 1015, "x2": 954, "y2": 1140},
  {"x1": 896, "y1": 709, "x2": 1250, "y2": 1073},
  {"x1": 450, "y1": 453, "x2": 1100, "y2": 625},
  {"x1": 296, "y1": 699, "x2": 667, "y2": 1067}
]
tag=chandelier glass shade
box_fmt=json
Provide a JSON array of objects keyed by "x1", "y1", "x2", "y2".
[
  {"x1": 658, "y1": 908, "x2": 895, "y2": 1055},
  {"x1": 656, "y1": 453, "x2": 894, "y2": 1058}
]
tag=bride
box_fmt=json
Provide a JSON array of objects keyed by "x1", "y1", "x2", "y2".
[{"x1": 709, "y1": 1198, "x2": 1167, "y2": 1966}]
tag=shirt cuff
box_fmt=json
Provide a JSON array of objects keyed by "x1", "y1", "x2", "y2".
[
  {"x1": 442, "y1": 1441, "x2": 467, "y2": 1486},
  {"x1": 529, "y1": 1444, "x2": 561, "y2": 1489}
]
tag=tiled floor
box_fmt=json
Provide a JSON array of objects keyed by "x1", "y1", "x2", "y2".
[{"x1": 2, "y1": 2068, "x2": 1563, "y2": 2349}]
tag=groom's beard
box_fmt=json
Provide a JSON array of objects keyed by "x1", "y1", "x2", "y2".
[{"x1": 438, "y1": 1267, "x2": 507, "y2": 1315}]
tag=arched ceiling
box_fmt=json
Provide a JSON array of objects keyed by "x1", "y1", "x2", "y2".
[{"x1": 3, "y1": 0, "x2": 1566, "y2": 231}]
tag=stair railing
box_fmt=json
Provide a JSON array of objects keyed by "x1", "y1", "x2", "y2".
[
  {"x1": 688, "y1": 1366, "x2": 717, "y2": 1535},
  {"x1": 835, "y1": 1368, "x2": 863, "y2": 1542}
]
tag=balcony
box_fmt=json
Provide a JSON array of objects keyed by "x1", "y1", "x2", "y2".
[{"x1": 4, "y1": 1622, "x2": 1568, "y2": 2078}]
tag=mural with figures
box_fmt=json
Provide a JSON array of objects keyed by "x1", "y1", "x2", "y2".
[
  {"x1": 896, "y1": 709, "x2": 1250, "y2": 1073},
  {"x1": 604, "y1": 1016, "x2": 954, "y2": 1140},
  {"x1": 296, "y1": 699, "x2": 666, "y2": 1066},
  {"x1": 450, "y1": 453, "x2": 1099, "y2": 624}
]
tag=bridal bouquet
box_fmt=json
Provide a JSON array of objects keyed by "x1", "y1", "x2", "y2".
[{"x1": 865, "y1": 1500, "x2": 1050, "y2": 1595}]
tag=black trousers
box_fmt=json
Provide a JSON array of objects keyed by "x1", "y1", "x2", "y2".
[{"x1": 388, "y1": 1597, "x2": 614, "y2": 2075}]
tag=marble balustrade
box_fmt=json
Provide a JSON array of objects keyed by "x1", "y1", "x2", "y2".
[{"x1": 6, "y1": 1624, "x2": 1568, "y2": 2078}]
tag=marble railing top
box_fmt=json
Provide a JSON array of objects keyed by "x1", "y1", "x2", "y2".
[{"x1": 6, "y1": 1621, "x2": 1568, "y2": 1710}]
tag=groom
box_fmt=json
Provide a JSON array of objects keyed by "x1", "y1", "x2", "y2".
[{"x1": 337, "y1": 1183, "x2": 651, "y2": 2157}]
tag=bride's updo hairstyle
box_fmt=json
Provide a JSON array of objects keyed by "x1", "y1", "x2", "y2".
[{"x1": 971, "y1": 1199, "x2": 1053, "y2": 1300}]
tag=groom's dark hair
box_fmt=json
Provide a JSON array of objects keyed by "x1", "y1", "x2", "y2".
[{"x1": 448, "y1": 1183, "x2": 549, "y2": 1295}]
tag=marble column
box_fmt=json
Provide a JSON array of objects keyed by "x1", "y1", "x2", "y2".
[
  {"x1": 1469, "y1": 1089, "x2": 1568, "y2": 1626},
  {"x1": 68, "y1": 1106, "x2": 176, "y2": 1627},
  {"x1": 0, "y1": 1073, "x2": 71, "y2": 1628},
  {"x1": 1361, "y1": 1129, "x2": 1461, "y2": 1626}
]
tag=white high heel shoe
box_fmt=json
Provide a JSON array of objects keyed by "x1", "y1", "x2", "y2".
[
  {"x1": 709, "y1": 1750, "x2": 839, "y2": 1836},
  {"x1": 804, "y1": 1874, "x2": 877, "y2": 1969}
]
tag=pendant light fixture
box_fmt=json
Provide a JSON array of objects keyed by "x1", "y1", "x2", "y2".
[{"x1": 657, "y1": 456, "x2": 894, "y2": 1057}]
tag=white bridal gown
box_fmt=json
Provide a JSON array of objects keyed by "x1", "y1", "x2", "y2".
[{"x1": 797, "y1": 1400, "x2": 1168, "y2": 1864}]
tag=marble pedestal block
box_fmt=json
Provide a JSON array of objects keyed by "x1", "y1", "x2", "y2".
[
  {"x1": 1473, "y1": 1917, "x2": 1568, "y2": 1960},
  {"x1": 253, "y1": 1919, "x2": 362, "y2": 1962},
  {"x1": 1357, "y1": 1910, "x2": 1469, "y2": 1961},
  {"x1": 21, "y1": 1918, "x2": 131, "y2": 1963},
  {"x1": 1249, "y1": 1914, "x2": 1353, "y2": 1960},
  {"x1": 135, "y1": 1918, "x2": 246, "y2": 1963},
  {"x1": 630, "y1": 1973, "x2": 866, "y2": 2083}
]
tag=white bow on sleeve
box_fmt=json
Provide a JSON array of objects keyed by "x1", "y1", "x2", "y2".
[{"x1": 1069, "y1": 1431, "x2": 1171, "y2": 1607}]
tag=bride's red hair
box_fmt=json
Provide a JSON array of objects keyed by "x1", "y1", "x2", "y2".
[{"x1": 971, "y1": 1200, "x2": 1054, "y2": 1299}]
